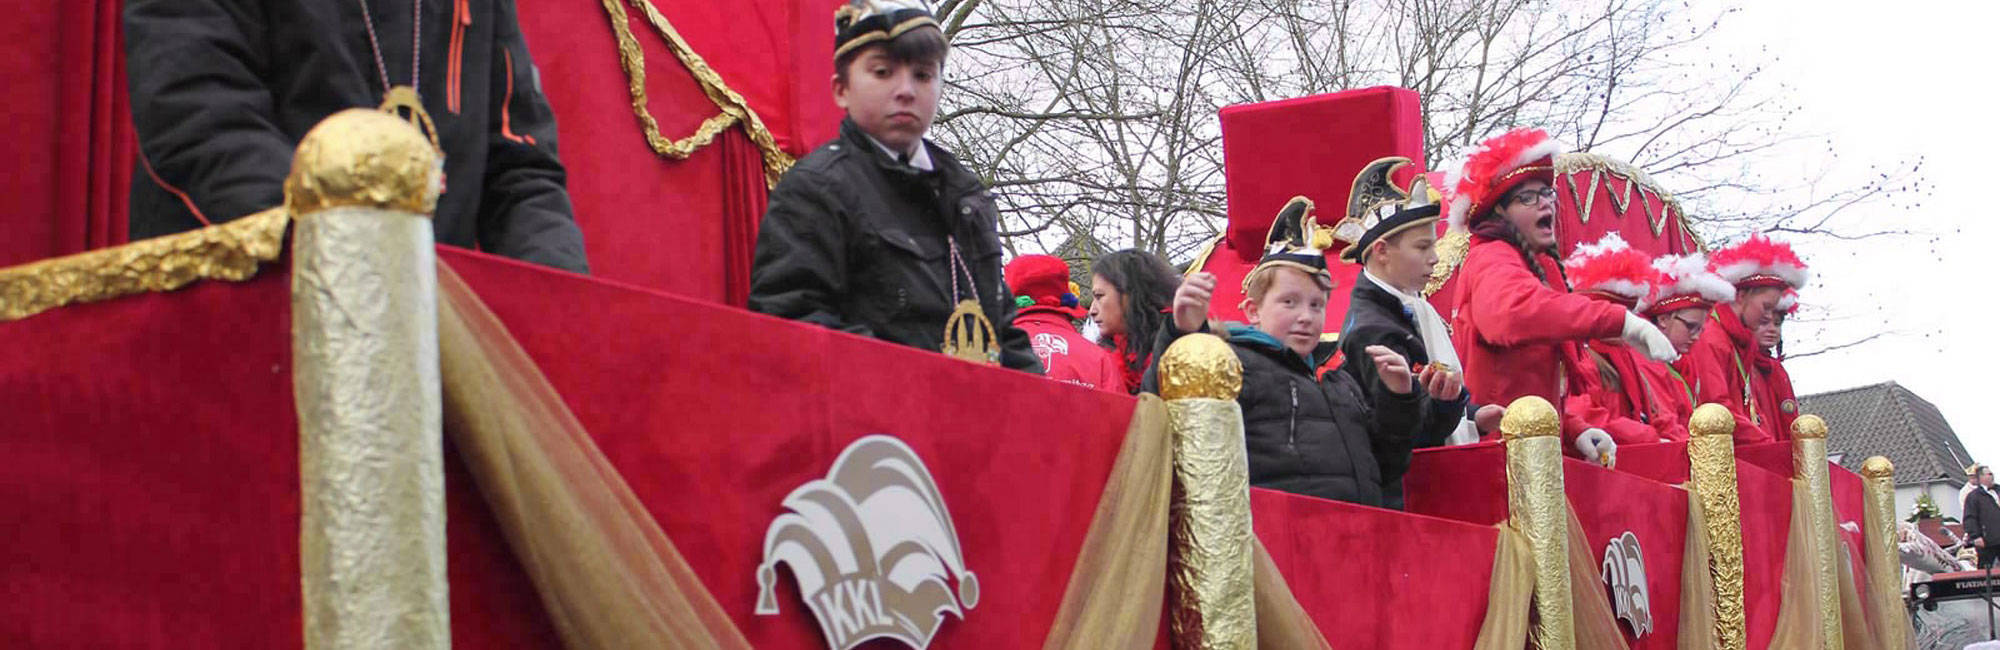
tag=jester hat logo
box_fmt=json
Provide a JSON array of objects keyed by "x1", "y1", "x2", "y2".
[{"x1": 755, "y1": 435, "x2": 979, "y2": 650}]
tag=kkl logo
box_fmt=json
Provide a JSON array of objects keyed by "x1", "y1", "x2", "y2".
[
  {"x1": 1600, "y1": 531, "x2": 1653, "y2": 637},
  {"x1": 754, "y1": 435, "x2": 980, "y2": 650}
]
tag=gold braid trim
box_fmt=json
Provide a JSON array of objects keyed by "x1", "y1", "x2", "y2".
[
  {"x1": 1423, "y1": 228, "x2": 1468, "y2": 296},
  {"x1": 0, "y1": 208, "x2": 289, "y2": 322},
  {"x1": 600, "y1": 0, "x2": 797, "y2": 188}
]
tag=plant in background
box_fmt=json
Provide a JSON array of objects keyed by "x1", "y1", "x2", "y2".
[{"x1": 1908, "y1": 493, "x2": 1942, "y2": 523}]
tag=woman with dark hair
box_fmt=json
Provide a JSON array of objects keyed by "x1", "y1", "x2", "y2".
[{"x1": 1088, "y1": 249, "x2": 1180, "y2": 394}]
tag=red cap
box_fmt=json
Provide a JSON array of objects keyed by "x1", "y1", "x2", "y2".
[
  {"x1": 1004, "y1": 255, "x2": 1075, "y2": 309},
  {"x1": 1445, "y1": 128, "x2": 1564, "y2": 231}
]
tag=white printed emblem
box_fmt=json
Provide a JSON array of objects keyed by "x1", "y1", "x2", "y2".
[
  {"x1": 1600, "y1": 531, "x2": 1653, "y2": 637},
  {"x1": 755, "y1": 435, "x2": 979, "y2": 650}
]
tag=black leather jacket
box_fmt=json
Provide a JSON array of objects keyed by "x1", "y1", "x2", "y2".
[{"x1": 749, "y1": 119, "x2": 1038, "y2": 372}]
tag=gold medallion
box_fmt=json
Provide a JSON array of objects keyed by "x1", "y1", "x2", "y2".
[{"x1": 942, "y1": 299, "x2": 1000, "y2": 366}]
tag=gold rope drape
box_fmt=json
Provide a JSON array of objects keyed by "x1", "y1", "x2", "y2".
[
  {"x1": 439, "y1": 261, "x2": 752, "y2": 649},
  {"x1": 1679, "y1": 490, "x2": 1723, "y2": 650},
  {"x1": 1770, "y1": 481, "x2": 1831, "y2": 648},
  {"x1": 1474, "y1": 525, "x2": 1535, "y2": 650},
  {"x1": 0, "y1": 207, "x2": 289, "y2": 322},
  {"x1": 1043, "y1": 395, "x2": 1173, "y2": 649},
  {"x1": 597, "y1": 0, "x2": 796, "y2": 187}
]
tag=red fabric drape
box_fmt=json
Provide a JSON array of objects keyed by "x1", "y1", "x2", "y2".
[
  {"x1": 2, "y1": 0, "x2": 134, "y2": 266},
  {"x1": 512, "y1": 0, "x2": 840, "y2": 302}
]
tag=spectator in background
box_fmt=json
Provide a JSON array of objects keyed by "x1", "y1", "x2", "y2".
[
  {"x1": 1006, "y1": 255, "x2": 1122, "y2": 390},
  {"x1": 1088, "y1": 249, "x2": 1180, "y2": 394},
  {"x1": 1963, "y1": 464, "x2": 2000, "y2": 569}
]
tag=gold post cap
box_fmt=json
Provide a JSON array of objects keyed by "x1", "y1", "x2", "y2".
[
  {"x1": 1499, "y1": 395, "x2": 1559, "y2": 441},
  {"x1": 284, "y1": 108, "x2": 442, "y2": 217},
  {"x1": 1791, "y1": 414, "x2": 1828, "y2": 440},
  {"x1": 1157, "y1": 333, "x2": 1242, "y2": 400},
  {"x1": 1689, "y1": 403, "x2": 1737, "y2": 439},
  {"x1": 1860, "y1": 456, "x2": 1894, "y2": 480}
]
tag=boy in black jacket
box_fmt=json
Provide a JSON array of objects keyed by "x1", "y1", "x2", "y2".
[
  {"x1": 1150, "y1": 198, "x2": 1425, "y2": 507},
  {"x1": 749, "y1": 0, "x2": 1038, "y2": 372}
]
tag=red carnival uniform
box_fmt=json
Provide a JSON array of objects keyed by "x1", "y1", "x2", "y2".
[
  {"x1": 1451, "y1": 238, "x2": 1626, "y2": 432},
  {"x1": 1681, "y1": 304, "x2": 1776, "y2": 442},
  {"x1": 1013, "y1": 307, "x2": 1122, "y2": 390}
]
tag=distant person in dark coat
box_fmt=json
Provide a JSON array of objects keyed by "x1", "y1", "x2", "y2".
[{"x1": 1963, "y1": 464, "x2": 2000, "y2": 569}]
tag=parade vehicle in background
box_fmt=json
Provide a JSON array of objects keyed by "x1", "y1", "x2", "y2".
[{"x1": 0, "y1": 1, "x2": 1919, "y2": 648}]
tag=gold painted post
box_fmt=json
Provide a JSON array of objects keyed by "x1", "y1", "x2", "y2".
[
  {"x1": 1791, "y1": 415, "x2": 1843, "y2": 650},
  {"x1": 1859, "y1": 456, "x2": 1907, "y2": 650},
  {"x1": 1157, "y1": 333, "x2": 1255, "y2": 650},
  {"x1": 288, "y1": 109, "x2": 449, "y2": 650},
  {"x1": 1688, "y1": 404, "x2": 1748, "y2": 650},
  {"x1": 1501, "y1": 396, "x2": 1570, "y2": 650}
]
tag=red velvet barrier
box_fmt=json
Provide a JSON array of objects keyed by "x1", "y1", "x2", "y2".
[
  {"x1": 1735, "y1": 442, "x2": 1873, "y2": 595},
  {"x1": 1, "y1": 0, "x2": 134, "y2": 267},
  {"x1": 0, "y1": 272, "x2": 298, "y2": 648},
  {"x1": 1403, "y1": 443, "x2": 1690, "y2": 648},
  {"x1": 441, "y1": 247, "x2": 1144, "y2": 646},
  {"x1": 1615, "y1": 441, "x2": 1692, "y2": 485},
  {"x1": 1250, "y1": 489, "x2": 1496, "y2": 648},
  {"x1": 1731, "y1": 459, "x2": 1793, "y2": 649}
]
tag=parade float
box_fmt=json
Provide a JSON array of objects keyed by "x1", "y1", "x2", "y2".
[{"x1": 0, "y1": 1, "x2": 1922, "y2": 648}]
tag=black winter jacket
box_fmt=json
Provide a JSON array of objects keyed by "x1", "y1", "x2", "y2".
[
  {"x1": 125, "y1": 0, "x2": 588, "y2": 273},
  {"x1": 1965, "y1": 486, "x2": 2000, "y2": 550},
  {"x1": 1338, "y1": 278, "x2": 1473, "y2": 509},
  {"x1": 748, "y1": 119, "x2": 1039, "y2": 372},
  {"x1": 1148, "y1": 322, "x2": 1423, "y2": 507}
]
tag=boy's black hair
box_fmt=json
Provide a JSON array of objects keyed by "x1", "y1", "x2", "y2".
[{"x1": 834, "y1": 25, "x2": 949, "y2": 82}]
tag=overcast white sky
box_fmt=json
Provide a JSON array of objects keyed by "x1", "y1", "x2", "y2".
[{"x1": 1696, "y1": 1, "x2": 1998, "y2": 467}]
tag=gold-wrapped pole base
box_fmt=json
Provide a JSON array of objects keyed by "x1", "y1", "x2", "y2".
[
  {"x1": 1166, "y1": 398, "x2": 1256, "y2": 650},
  {"x1": 1500, "y1": 396, "x2": 1570, "y2": 650},
  {"x1": 1688, "y1": 403, "x2": 1747, "y2": 650},
  {"x1": 1790, "y1": 415, "x2": 1843, "y2": 650},
  {"x1": 293, "y1": 206, "x2": 447, "y2": 650}
]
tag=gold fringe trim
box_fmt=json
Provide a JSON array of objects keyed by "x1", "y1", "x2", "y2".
[
  {"x1": 0, "y1": 208, "x2": 289, "y2": 322},
  {"x1": 600, "y1": 0, "x2": 797, "y2": 188}
]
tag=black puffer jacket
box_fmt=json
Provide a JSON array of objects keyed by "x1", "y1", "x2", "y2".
[
  {"x1": 124, "y1": 0, "x2": 588, "y2": 273},
  {"x1": 749, "y1": 119, "x2": 1039, "y2": 372},
  {"x1": 1149, "y1": 322, "x2": 1423, "y2": 507},
  {"x1": 1339, "y1": 277, "x2": 1475, "y2": 509}
]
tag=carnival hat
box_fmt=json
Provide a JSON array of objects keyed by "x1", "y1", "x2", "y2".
[
  {"x1": 1708, "y1": 233, "x2": 1809, "y2": 290},
  {"x1": 1562, "y1": 233, "x2": 1662, "y2": 310},
  {"x1": 1333, "y1": 157, "x2": 1442, "y2": 264},
  {"x1": 834, "y1": 0, "x2": 941, "y2": 60},
  {"x1": 1244, "y1": 196, "x2": 1336, "y2": 292},
  {"x1": 1641, "y1": 253, "x2": 1735, "y2": 318},
  {"x1": 1005, "y1": 254, "x2": 1081, "y2": 316},
  {"x1": 1445, "y1": 128, "x2": 1564, "y2": 231}
]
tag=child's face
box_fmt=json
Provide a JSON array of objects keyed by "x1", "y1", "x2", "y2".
[
  {"x1": 833, "y1": 46, "x2": 941, "y2": 154},
  {"x1": 1245, "y1": 267, "x2": 1328, "y2": 357}
]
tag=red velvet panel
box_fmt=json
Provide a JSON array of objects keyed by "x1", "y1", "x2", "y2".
[
  {"x1": 1732, "y1": 460, "x2": 1792, "y2": 650},
  {"x1": 1250, "y1": 489, "x2": 1496, "y2": 648},
  {"x1": 1406, "y1": 443, "x2": 1691, "y2": 647},
  {"x1": 1, "y1": 0, "x2": 134, "y2": 267},
  {"x1": 1736, "y1": 442, "x2": 1873, "y2": 591},
  {"x1": 1616, "y1": 441, "x2": 1692, "y2": 485},
  {"x1": 441, "y1": 247, "x2": 1142, "y2": 646},
  {"x1": 0, "y1": 272, "x2": 298, "y2": 648},
  {"x1": 512, "y1": 0, "x2": 842, "y2": 302},
  {"x1": 1566, "y1": 459, "x2": 1688, "y2": 648}
]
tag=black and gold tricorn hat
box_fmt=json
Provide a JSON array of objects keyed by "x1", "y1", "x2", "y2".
[
  {"x1": 834, "y1": 0, "x2": 941, "y2": 59},
  {"x1": 1332, "y1": 157, "x2": 1441, "y2": 264},
  {"x1": 1243, "y1": 196, "x2": 1337, "y2": 291}
]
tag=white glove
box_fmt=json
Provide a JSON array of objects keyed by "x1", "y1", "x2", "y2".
[
  {"x1": 1574, "y1": 428, "x2": 1617, "y2": 468},
  {"x1": 1621, "y1": 312, "x2": 1678, "y2": 363}
]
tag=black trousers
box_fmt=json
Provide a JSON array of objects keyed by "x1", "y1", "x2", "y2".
[{"x1": 1981, "y1": 546, "x2": 1999, "y2": 569}]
